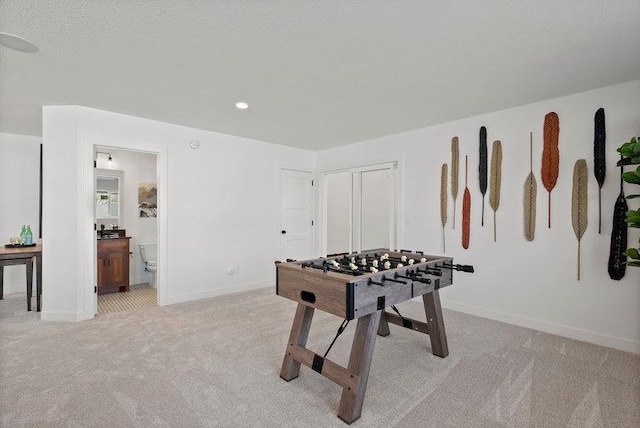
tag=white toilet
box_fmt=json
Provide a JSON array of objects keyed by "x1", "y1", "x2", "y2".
[{"x1": 139, "y1": 242, "x2": 157, "y2": 288}]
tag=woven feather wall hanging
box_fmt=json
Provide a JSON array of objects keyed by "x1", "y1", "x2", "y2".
[
  {"x1": 572, "y1": 159, "x2": 588, "y2": 280},
  {"x1": 594, "y1": 108, "x2": 606, "y2": 233},
  {"x1": 608, "y1": 163, "x2": 628, "y2": 280},
  {"x1": 479, "y1": 126, "x2": 488, "y2": 226},
  {"x1": 541, "y1": 112, "x2": 560, "y2": 228},
  {"x1": 523, "y1": 132, "x2": 537, "y2": 241},
  {"x1": 462, "y1": 155, "x2": 471, "y2": 249},
  {"x1": 489, "y1": 140, "x2": 502, "y2": 242},
  {"x1": 451, "y1": 137, "x2": 459, "y2": 229},
  {"x1": 440, "y1": 163, "x2": 448, "y2": 252}
]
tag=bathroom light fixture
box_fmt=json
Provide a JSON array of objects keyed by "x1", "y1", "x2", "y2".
[
  {"x1": 95, "y1": 151, "x2": 113, "y2": 167},
  {"x1": 0, "y1": 32, "x2": 38, "y2": 53},
  {"x1": 235, "y1": 101, "x2": 249, "y2": 110}
]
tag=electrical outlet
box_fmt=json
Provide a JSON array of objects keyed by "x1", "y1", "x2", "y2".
[{"x1": 405, "y1": 217, "x2": 411, "y2": 228}]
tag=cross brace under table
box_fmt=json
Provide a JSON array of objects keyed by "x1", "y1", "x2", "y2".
[{"x1": 279, "y1": 290, "x2": 448, "y2": 424}]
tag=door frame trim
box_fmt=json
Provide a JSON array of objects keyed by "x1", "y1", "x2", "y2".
[{"x1": 82, "y1": 139, "x2": 166, "y2": 320}]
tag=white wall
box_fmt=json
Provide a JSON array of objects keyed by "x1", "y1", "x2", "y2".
[
  {"x1": 96, "y1": 149, "x2": 157, "y2": 285},
  {"x1": 317, "y1": 80, "x2": 640, "y2": 353},
  {"x1": 42, "y1": 106, "x2": 314, "y2": 321},
  {"x1": 0, "y1": 132, "x2": 41, "y2": 295}
]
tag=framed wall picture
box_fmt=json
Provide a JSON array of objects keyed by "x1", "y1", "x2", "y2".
[{"x1": 138, "y1": 182, "x2": 157, "y2": 218}]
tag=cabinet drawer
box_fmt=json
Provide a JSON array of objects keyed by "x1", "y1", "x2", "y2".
[{"x1": 97, "y1": 238, "x2": 129, "y2": 254}]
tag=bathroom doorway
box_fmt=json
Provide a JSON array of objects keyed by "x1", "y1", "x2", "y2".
[{"x1": 94, "y1": 147, "x2": 159, "y2": 315}]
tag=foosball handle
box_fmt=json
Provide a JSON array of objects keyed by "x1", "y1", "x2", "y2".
[
  {"x1": 457, "y1": 264, "x2": 475, "y2": 273},
  {"x1": 442, "y1": 263, "x2": 474, "y2": 273}
]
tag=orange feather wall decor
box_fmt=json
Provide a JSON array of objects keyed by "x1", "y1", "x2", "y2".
[
  {"x1": 462, "y1": 155, "x2": 471, "y2": 249},
  {"x1": 541, "y1": 112, "x2": 560, "y2": 228}
]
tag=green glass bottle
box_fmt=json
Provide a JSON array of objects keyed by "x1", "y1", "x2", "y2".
[
  {"x1": 25, "y1": 225, "x2": 33, "y2": 245},
  {"x1": 20, "y1": 225, "x2": 26, "y2": 244}
]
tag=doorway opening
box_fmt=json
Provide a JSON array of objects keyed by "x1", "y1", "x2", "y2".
[
  {"x1": 323, "y1": 163, "x2": 398, "y2": 255},
  {"x1": 94, "y1": 147, "x2": 159, "y2": 315}
]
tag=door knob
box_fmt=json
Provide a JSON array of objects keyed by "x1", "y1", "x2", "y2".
[{"x1": 281, "y1": 230, "x2": 287, "y2": 234}]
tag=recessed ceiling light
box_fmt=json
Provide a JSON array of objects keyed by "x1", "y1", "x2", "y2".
[
  {"x1": 235, "y1": 102, "x2": 249, "y2": 110},
  {"x1": 0, "y1": 32, "x2": 38, "y2": 53}
]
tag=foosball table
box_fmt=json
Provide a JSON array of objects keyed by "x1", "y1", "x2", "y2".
[{"x1": 275, "y1": 249, "x2": 473, "y2": 424}]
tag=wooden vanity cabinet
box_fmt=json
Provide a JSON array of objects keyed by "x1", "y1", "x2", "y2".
[{"x1": 97, "y1": 237, "x2": 130, "y2": 294}]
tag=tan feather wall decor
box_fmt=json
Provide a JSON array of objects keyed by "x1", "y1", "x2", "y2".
[
  {"x1": 451, "y1": 137, "x2": 459, "y2": 229},
  {"x1": 462, "y1": 155, "x2": 471, "y2": 249},
  {"x1": 489, "y1": 140, "x2": 502, "y2": 242},
  {"x1": 440, "y1": 163, "x2": 448, "y2": 252},
  {"x1": 541, "y1": 112, "x2": 560, "y2": 228},
  {"x1": 523, "y1": 132, "x2": 537, "y2": 241},
  {"x1": 572, "y1": 159, "x2": 588, "y2": 280}
]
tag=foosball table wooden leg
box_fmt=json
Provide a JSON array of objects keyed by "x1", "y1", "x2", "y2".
[
  {"x1": 422, "y1": 290, "x2": 449, "y2": 358},
  {"x1": 337, "y1": 309, "x2": 382, "y2": 424},
  {"x1": 377, "y1": 312, "x2": 390, "y2": 337},
  {"x1": 280, "y1": 303, "x2": 315, "y2": 381}
]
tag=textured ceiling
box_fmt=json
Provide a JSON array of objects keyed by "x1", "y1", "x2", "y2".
[{"x1": 1, "y1": 1, "x2": 640, "y2": 150}]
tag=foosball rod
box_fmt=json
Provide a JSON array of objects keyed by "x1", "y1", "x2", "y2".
[
  {"x1": 394, "y1": 271, "x2": 432, "y2": 284},
  {"x1": 414, "y1": 266, "x2": 443, "y2": 277},
  {"x1": 325, "y1": 258, "x2": 391, "y2": 277},
  {"x1": 441, "y1": 263, "x2": 475, "y2": 273},
  {"x1": 331, "y1": 257, "x2": 382, "y2": 271},
  {"x1": 334, "y1": 257, "x2": 436, "y2": 278},
  {"x1": 333, "y1": 255, "x2": 409, "y2": 269},
  {"x1": 367, "y1": 274, "x2": 406, "y2": 286},
  {"x1": 375, "y1": 255, "x2": 428, "y2": 266},
  {"x1": 301, "y1": 261, "x2": 362, "y2": 276}
]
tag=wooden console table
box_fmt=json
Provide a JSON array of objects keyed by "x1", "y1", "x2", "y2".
[{"x1": 0, "y1": 244, "x2": 42, "y2": 312}]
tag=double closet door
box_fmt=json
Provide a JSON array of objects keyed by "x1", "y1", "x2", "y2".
[{"x1": 325, "y1": 164, "x2": 397, "y2": 255}]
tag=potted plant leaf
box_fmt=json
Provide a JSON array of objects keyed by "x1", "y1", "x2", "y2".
[{"x1": 617, "y1": 136, "x2": 640, "y2": 268}]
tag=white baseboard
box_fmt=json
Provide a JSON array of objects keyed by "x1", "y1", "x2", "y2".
[
  {"x1": 40, "y1": 311, "x2": 82, "y2": 322},
  {"x1": 2, "y1": 282, "x2": 32, "y2": 295},
  {"x1": 130, "y1": 274, "x2": 151, "y2": 286},
  {"x1": 441, "y1": 299, "x2": 640, "y2": 355},
  {"x1": 164, "y1": 280, "x2": 273, "y2": 306}
]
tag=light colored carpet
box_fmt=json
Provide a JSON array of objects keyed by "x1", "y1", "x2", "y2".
[
  {"x1": 1, "y1": 287, "x2": 639, "y2": 427},
  {"x1": 98, "y1": 283, "x2": 157, "y2": 315}
]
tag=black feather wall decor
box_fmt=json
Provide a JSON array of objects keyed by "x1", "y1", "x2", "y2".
[
  {"x1": 608, "y1": 164, "x2": 628, "y2": 280},
  {"x1": 594, "y1": 107, "x2": 606, "y2": 234},
  {"x1": 478, "y1": 126, "x2": 488, "y2": 226}
]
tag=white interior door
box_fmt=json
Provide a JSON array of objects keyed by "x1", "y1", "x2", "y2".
[
  {"x1": 280, "y1": 169, "x2": 314, "y2": 261},
  {"x1": 360, "y1": 169, "x2": 393, "y2": 251},
  {"x1": 326, "y1": 172, "x2": 351, "y2": 255}
]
